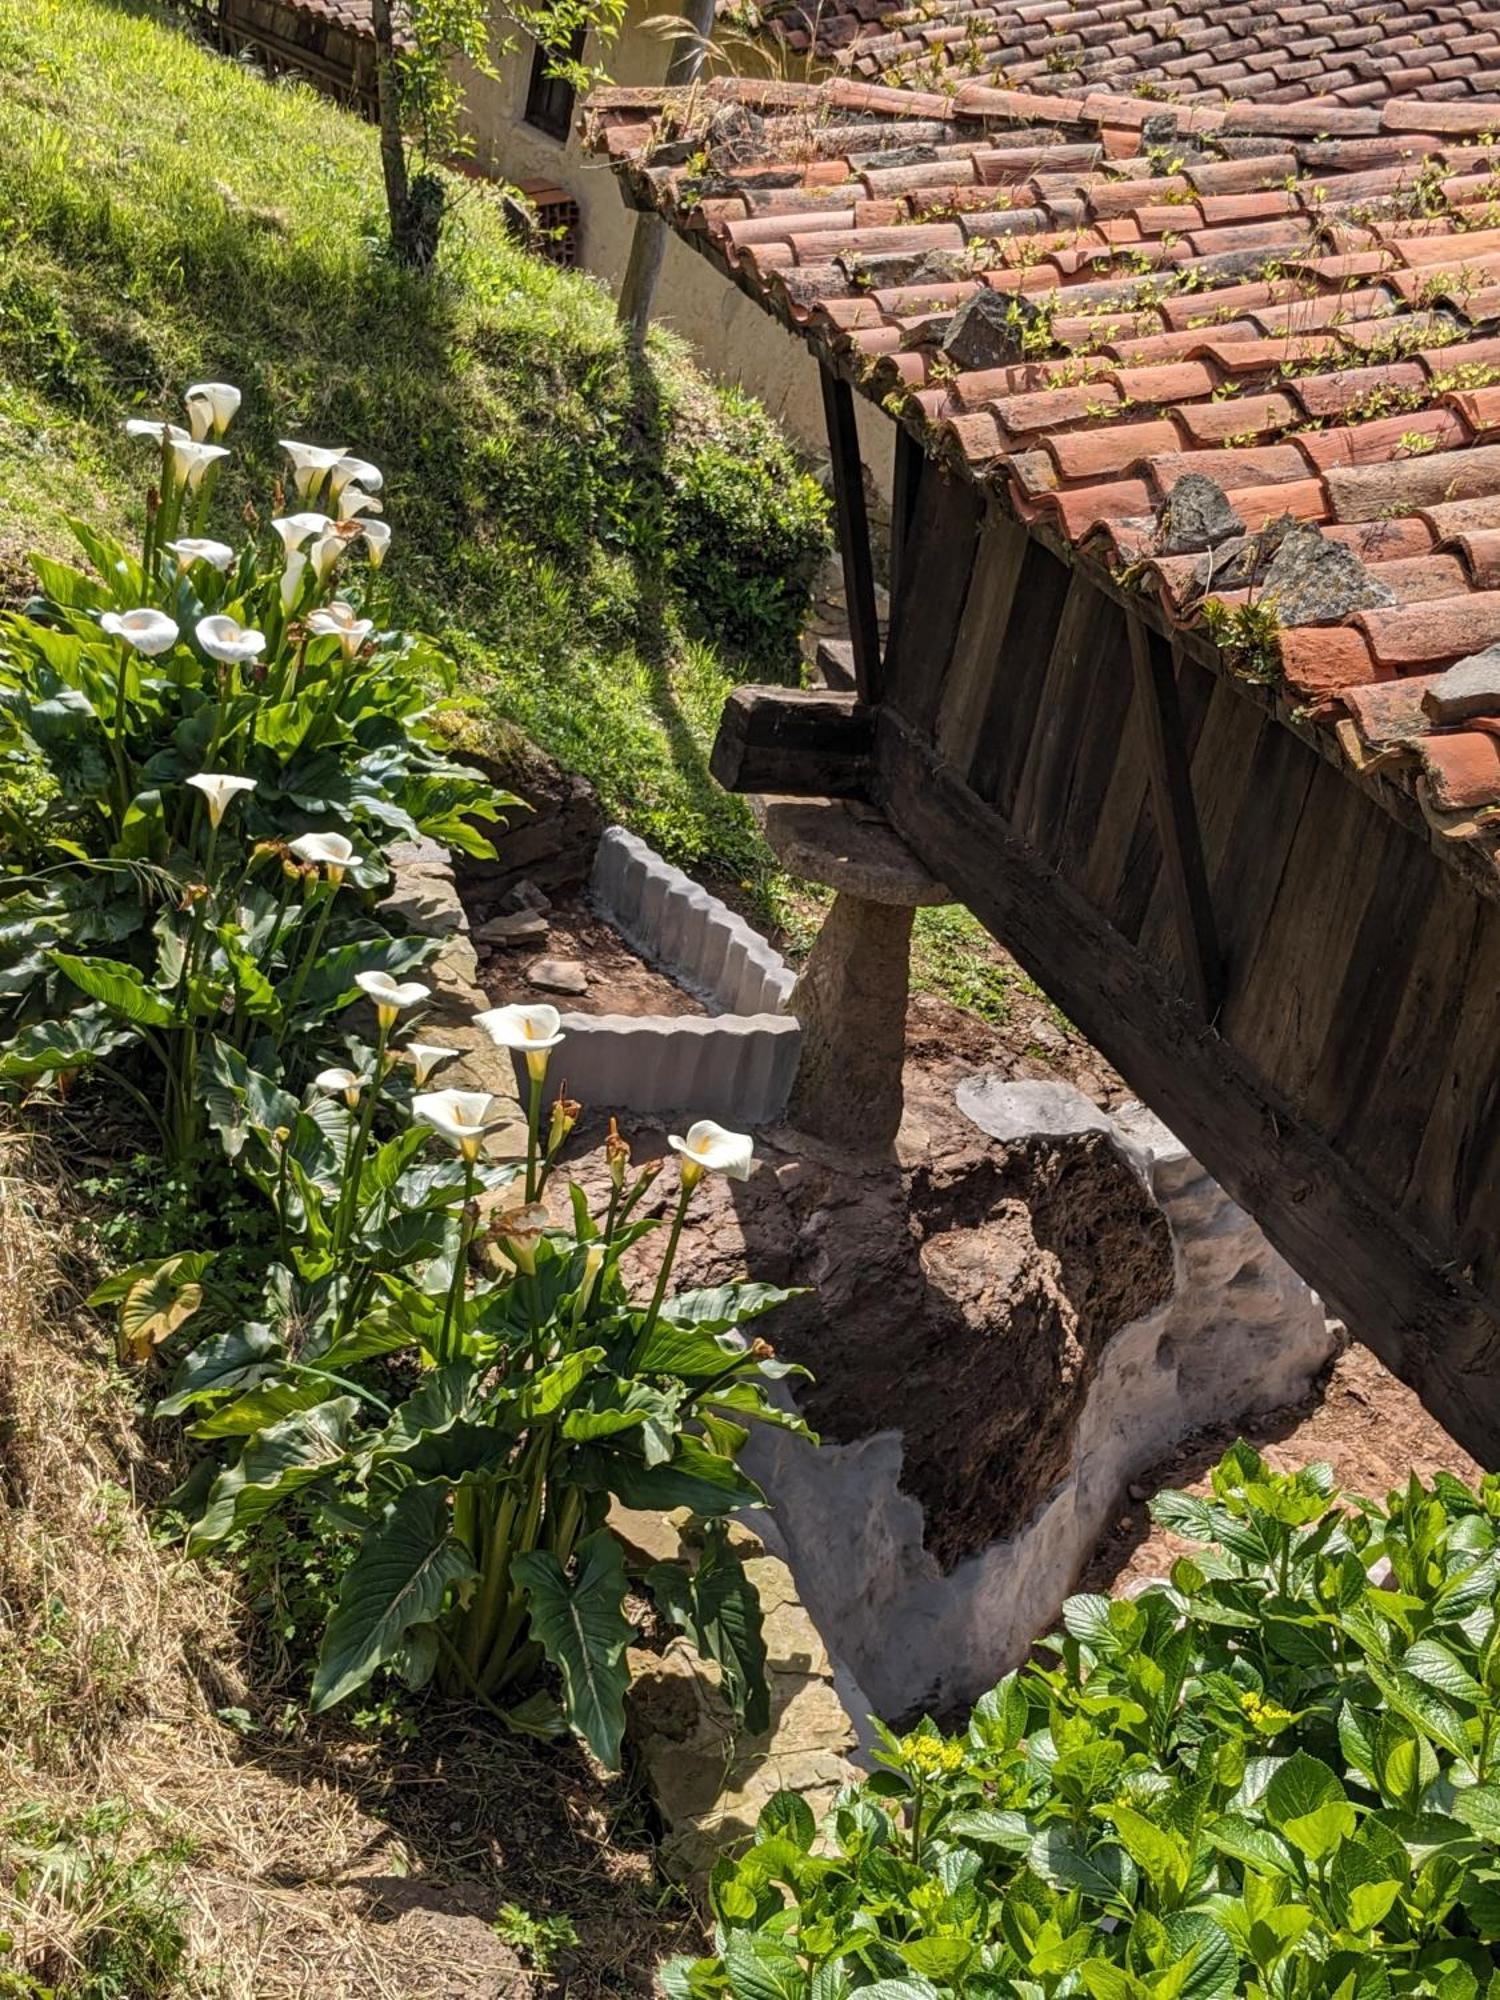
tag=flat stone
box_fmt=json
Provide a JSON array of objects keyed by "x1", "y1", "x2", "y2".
[
  {"x1": 940, "y1": 286, "x2": 1033, "y2": 371},
  {"x1": 527, "y1": 956, "x2": 588, "y2": 995},
  {"x1": 502, "y1": 877, "x2": 552, "y2": 915},
  {"x1": 763, "y1": 797, "x2": 949, "y2": 905},
  {"x1": 474, "y1": 910, "x2": 549, "y2": 945},
  {"x1": 1259, "y1": 524, "x2": 1397, "y2": 625},
  {"x1": 1154, "y1": 473, "x2": 1244, "y2": 556},
  {"x1": 1422, "y1": 644, "x2": 1500, "y2": 725},
  {"x1": 956, "y1": 1073, "x2": 1113, "y2": 1146}
]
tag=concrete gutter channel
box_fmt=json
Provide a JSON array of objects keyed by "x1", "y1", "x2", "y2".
[{"x1": 388, "y1": 825, "x2": 1338, "y2": 1899}]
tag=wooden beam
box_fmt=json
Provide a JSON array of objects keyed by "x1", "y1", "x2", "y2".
[
  {"x1": 874, "y1": 711, "x2": 1500, "y2": 1467},
  {"x1": 888, "y1": 424, "x2": 923, "y2": 620},
  {"x1": 820, "y1": 366, "x2": 883, "y2": 705},
  {"x1": 1127, "y1": 615, "x2": 1226, "y2": 1020},
  {"x1": 710, "y1": 686, "x2": 874, "y2": 798}
]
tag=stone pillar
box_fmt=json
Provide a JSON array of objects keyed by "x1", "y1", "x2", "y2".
[{"x1": 764, "y1": 798, "x2": 949, "y2": 1153}]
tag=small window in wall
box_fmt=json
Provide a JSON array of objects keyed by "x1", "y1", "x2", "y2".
[{"x1": 523, "y1": 26, "x2": 587, "y2": 141}]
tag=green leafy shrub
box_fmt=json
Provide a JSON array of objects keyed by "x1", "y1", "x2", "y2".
[
  {"x1": 671, "y1": 1444, "x2": 1500, "y2": 1998},
  {"x1": 660, "y1": 386, "x2": 830, "y2": 676}
]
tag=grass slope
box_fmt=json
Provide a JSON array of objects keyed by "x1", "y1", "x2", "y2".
[{"x1": 0, "y1": 0, "x2": 827, "y2": 897}]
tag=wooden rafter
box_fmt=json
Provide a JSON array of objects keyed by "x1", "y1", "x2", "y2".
[{"x1": 819, "y1": 365, "x2": 883, "y2": 706}]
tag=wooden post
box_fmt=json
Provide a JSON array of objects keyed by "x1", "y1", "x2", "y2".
[
  {"x1": 820, "y1": 365, "x2": 883, "y2": 706},
  {"x1": 1127, "y1": 615, "x2": 1225, "y2": 1021},
  {"x1": 617, "y1": 0, "x2": 717, "y2": 348}
]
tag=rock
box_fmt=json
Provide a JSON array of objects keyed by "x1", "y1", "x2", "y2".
[
  {"x1": 446, "y1": 724, "x2": 604, "y2": 904},
  {"x1": 1259, "y1": 525, "x2": 1397, "y2": 625},
  {"x1": 474, "y1": 910, "x2": 549, "y2": 945},
  {"x1": 1154, "y1": 474, "x2": 1244, "y2": 556},
  {"x1": 940, "y1": 287, "x2": 1034, "y2": 371},
  {"x1": 527, "y1": 957, "x2": 588, "y2": 995},
  {"x1": 1422, "y1": 644, "x2": 1500, "y2": 724},
  {"x1": 956, "y1": 1075, "x2": 1114, "y2": 1145},
  {"x1": 786, "y1": 894, "x2": 916, "y2": 1153},
  {"x1": 763, "y1": 797, "x2": 949, "y2": 905},
  {"x1": 503, "y1": 878, "x2": 552, "y2": 915}
]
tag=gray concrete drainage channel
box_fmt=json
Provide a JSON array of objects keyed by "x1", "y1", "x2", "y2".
[{"x1": 542, "y1": 826, "x2": 802, "y2": 1125}]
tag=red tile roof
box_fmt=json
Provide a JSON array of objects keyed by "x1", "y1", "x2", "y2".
[
  {"x1": 750, "y1": 0, "x2": 1500, "y2": 111},
  {"x1": 589, "y1": 72, "x2": 1500, "y2": 877}
]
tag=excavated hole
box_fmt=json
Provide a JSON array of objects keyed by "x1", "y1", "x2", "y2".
[{"x1": 724, "y1": 1129, "x2": 1175, "y2": 1573}]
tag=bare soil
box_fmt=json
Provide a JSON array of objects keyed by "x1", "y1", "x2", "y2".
[
  {"x1": 476, "y1": 894, "x2": 700, "y2": 1018},
  {"x1": 1083, "y1": 1338, "x2": 1482, "y2": 1598},
  {"x1": 572, "y1": 989, "x2": 1172, "y2": 1573}
]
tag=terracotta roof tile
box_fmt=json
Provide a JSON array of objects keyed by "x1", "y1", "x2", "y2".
[{"x1": 587, "y1": 57, "x2": 1500, "y2": 873}]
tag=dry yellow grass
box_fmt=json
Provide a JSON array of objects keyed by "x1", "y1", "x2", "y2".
[{"x1": 0, "y1": 1133, "x2": 693, "y2": 1997}]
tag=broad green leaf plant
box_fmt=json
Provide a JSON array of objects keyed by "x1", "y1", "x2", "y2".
[
  {"x1": 671, "y1": 1445, "x2": 1500, "y2": 1998},
  {"x1": 110, "y1": 998, "x2": 808, "y2": 1766},
  {"x1": 0, "y1": 384, "x2": 508, "y2": 1158}
]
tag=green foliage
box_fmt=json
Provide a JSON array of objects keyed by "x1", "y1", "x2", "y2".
[
  {"x1": 669, "y1": 1445, "x2": 1500, "y2": 1998},
  {"x1": 0, "y1": 1799, "x2": 193, "y2": 1999},
  {"x1": 0, "y1": 0, "x2": 828, "y2": 895},
  {"x1": 153, "y1": 1028, "x2": 811, "y2": 1767},
  {"x1": 491, "y1": 1899, "x2": 580, "y2": 1974},
  {"x1": 0, "y1": 432, "x2": 506, "y2": 1158}
]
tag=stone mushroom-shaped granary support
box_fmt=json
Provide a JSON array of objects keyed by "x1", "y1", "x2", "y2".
[{"x1": 764, "y1": 795, "x2": 950, "y2": 1153}]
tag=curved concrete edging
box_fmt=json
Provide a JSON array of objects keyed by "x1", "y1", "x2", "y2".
[{"x1": 524, "y1": 827, "x2": 802, "y2": 1125}]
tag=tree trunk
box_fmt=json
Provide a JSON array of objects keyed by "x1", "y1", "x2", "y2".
[
  {"x1": 616, "y1": 0, "x2": 717, "y2": 347},
  {"x1": 370, "y1": 0, "x2": 414, "y2": 261}
]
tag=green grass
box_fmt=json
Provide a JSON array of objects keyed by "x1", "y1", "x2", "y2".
[{"x1": 0, "y1": 0, "x2": 828, "y2": 899}]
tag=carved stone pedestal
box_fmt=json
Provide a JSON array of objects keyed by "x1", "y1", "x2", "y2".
[{"x1": 764, "y1": 798, "x2": 948, "y2": 1152}]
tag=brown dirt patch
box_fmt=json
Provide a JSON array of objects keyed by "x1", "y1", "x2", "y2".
[
  {"x1": 476, "y1": 894, "x2": 702, "y2": 1019},
  {"x1": 1081, "y1": 1339, "x2": 1482, "y2": 1599},
  {"x1": 573, "y1": 995, "x2": 1172, "y2": 1572}
]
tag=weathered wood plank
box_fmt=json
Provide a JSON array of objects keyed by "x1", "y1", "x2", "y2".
[
  {"x1": 933, "y1": 512, "x2": 1031, "y2": 769},
  {"x1": 1224, "y1": 757, "x2": 1390, "y2": 1092},
  {"x1": 1208, "y1": 698, "x2": 1318, "y2": 993},
  {"x1": 820, "y1": 367, "x2": 883, "y2": 706},
  {"x1": 710, "y1": 686, "x2": 874, "y2": 798},
  {"x1": 1405, "y1": 902, "x2": 1500, "y2": 1282},
  {"x1": 1126, "y1": 619, "x2": 1224, "y2": 1019},
  {"x1": 1013, "y1": 573, "x2": 1129, "y2": 860},
  {"x1": 881, "y1": 467, "x2": 983, "y2": 737},
  {"x1": 875, "y1": 710, "x2": 1500, "y2": 1466},
  {"x1": 967, "y1": 537, "x2": 1075, "y2": 815},
  {"x1": 888, "y1": 424, "x2": 923, "y2": 618}
]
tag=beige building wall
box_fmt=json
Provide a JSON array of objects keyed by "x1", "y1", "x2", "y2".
[{"x1": 453, "y1": 19, "x2": 894, "y2": 495}]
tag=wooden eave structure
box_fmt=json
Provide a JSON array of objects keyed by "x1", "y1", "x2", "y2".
[{"x1": 589, "y1": 76, "x2": 1500, "y2": 1462}]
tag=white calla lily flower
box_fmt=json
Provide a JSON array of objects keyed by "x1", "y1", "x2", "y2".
[
  {"x1": 314, "y1": 1065, "x2": 364, "y2": 1109},
  {"x1": 309, "y1": 531, "x2": 346, "y2": 585},
  {"x1": 100, "y1": 608, "x2": 179, "y2": 656},
  {"x1": 272, "y1": 512, "x2": 332, "y2": 555},
  {"x1": 280, "y1": 439, "x2": 348, "y2": 499},
  {"x1": 123, "y1": 417, "x2": 189, "y2": 446},
  {"x1": 279, "y1": 551, "x2": 308, "y2": 611},
  {"x1": 359, "y1": 519, "x2": 392, "y2": 568},
  {"x1": 187, "y1": 771, "x2": 257, "y2": 828},
  {"x1": 167, "y1": 438, "x2": 230, "y2": 490},
  {"x1": 165, "y1": 537, "x2": 235, "y2": 573},
  {"x1": 413, "y1": 1087, "x2": 495, "y2": 1163},
  {"x1": 196, "y1": 614, "x2": 265, "y2": 665},
  {"x1": 406, "y1": 1042, "x2": 460, "y2": 1087},
  {"x1": 337, "y1": 486, "x2": 383, "y2": 521},
  {"x1": 356, "y1": 969, "x2": 429, "y2": 1031},
  {"x1": 184, "y1": 381, "x2": 241, "y2": 440},
  {"x1": 475, "y1": 1002, "x2": 564, "y2": 1081},
  {"x1": 668, "y1": 1118, "x2": 754, "y2": 1186},
  {"x1": 330, "y1": 455, "x2": 383, "y2": 499},
  {"x1": 306, "y1": 600, "x2": 373, "y2": 659},
  {"x1": 289, "y1": 831, "x2": 358, "y2": 883}
]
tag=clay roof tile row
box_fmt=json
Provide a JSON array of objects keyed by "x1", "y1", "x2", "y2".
[{"x1": 588, "y1": 65, "x2": 1500, "y2": 875}]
